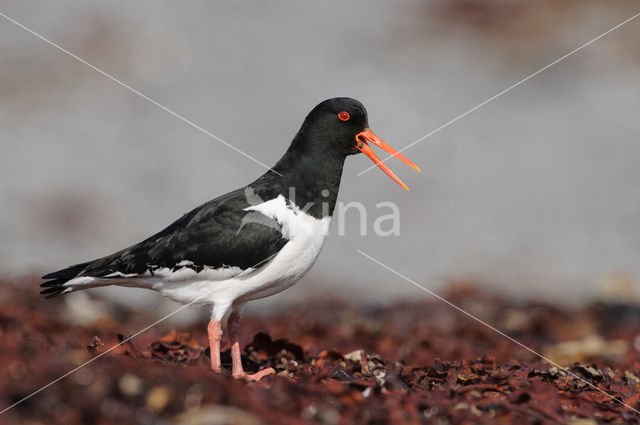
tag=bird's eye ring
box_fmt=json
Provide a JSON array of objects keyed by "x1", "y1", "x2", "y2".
[{"x1": 338, "y1": 111, "x2": 350, "y2": 121}]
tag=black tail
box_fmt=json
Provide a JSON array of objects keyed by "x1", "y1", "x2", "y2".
[{"x1": 41, "y1": 262, "x2": 91, "y2": 299}]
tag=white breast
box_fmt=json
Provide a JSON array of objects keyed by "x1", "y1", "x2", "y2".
[{"x1": 235, "y1": 195, "x2": 331, "y2": 301}]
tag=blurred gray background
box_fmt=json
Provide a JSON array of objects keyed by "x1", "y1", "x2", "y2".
[{"x1": 2, "y1": 0, "x2": 639, "y2": 317}]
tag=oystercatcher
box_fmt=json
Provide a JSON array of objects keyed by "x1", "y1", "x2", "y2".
[{"x1": 41, "y1": 97, "x2": 420, "y2": 380}]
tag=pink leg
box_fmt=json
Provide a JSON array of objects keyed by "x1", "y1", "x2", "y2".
[
  {"x1": 207, "y1": 319, "x2": 222, "y2": 372},
  {"x1": 228, "y1": 311, "x2": 275, "y2": 381}
]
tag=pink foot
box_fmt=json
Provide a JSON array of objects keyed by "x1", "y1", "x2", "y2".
[
  {"x1": 233, "y1": 367, "x2": 276, "y2": 381},
  {"x1": 228, "y1": 311, "x2": 275, "y2": 381}
]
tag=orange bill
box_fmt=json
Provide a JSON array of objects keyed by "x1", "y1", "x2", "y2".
[{"x1": 356, "y1": 128, "x2": 421, "y2": 191}]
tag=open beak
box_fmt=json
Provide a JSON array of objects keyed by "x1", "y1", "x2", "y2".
[{"x1": 356, "y1": 128, "x2": 421, "y2": 191}]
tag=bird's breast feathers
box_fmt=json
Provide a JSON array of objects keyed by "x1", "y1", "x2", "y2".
[{"x1": 243, "y1": 194, "x2": 330, "y2": 240}]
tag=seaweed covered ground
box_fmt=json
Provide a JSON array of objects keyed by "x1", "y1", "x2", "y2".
[{"x1": 2, "y1": 277, "x2": 640, "y2": 424}]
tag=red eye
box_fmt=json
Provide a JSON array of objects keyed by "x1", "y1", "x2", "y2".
[{"x1": 338, "y1": 111, "x2": 350, "y2": 121}]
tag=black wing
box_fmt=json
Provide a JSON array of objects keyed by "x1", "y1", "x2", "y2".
[{"x1": 41, "y1": 187, "x2": 288, "y2": 296}]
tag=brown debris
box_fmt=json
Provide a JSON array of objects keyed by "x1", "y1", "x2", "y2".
[
  {"x1": 2, "y1": 276, "x2": 640, "y2": 424},
  {"x1": 150, "y1": 330, "x2": 202, "y2": 364},
  {"x1": 86, "y1": 335, "x2": 103, "y2": 356}
]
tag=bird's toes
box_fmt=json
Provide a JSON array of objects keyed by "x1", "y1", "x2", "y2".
[{"x1": 233, "y1": 367, "x2": 275, "y2": 381}]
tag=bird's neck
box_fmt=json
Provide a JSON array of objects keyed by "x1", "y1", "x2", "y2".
[{"x1": 250, "y1": 143, "x2": 346, "y2": 219}]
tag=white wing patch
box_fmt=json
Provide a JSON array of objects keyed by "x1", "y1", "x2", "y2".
[
  {"x1": 244, "y1": 195, "x2": 324, "y2": 240},
  {"x1": 150, "y1": 265, "x2": 249, "y2": 282}
]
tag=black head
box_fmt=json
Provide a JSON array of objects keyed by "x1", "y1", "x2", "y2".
[
  {"x1": 269, "y1": 97, "x2": 420, "y2": 195},
  {"x1": 294, "y1": 97, "x2": 369, "y2": 156},
  {"x1": 298, "y1": 97, "x2": 421, "y2": 189}
]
